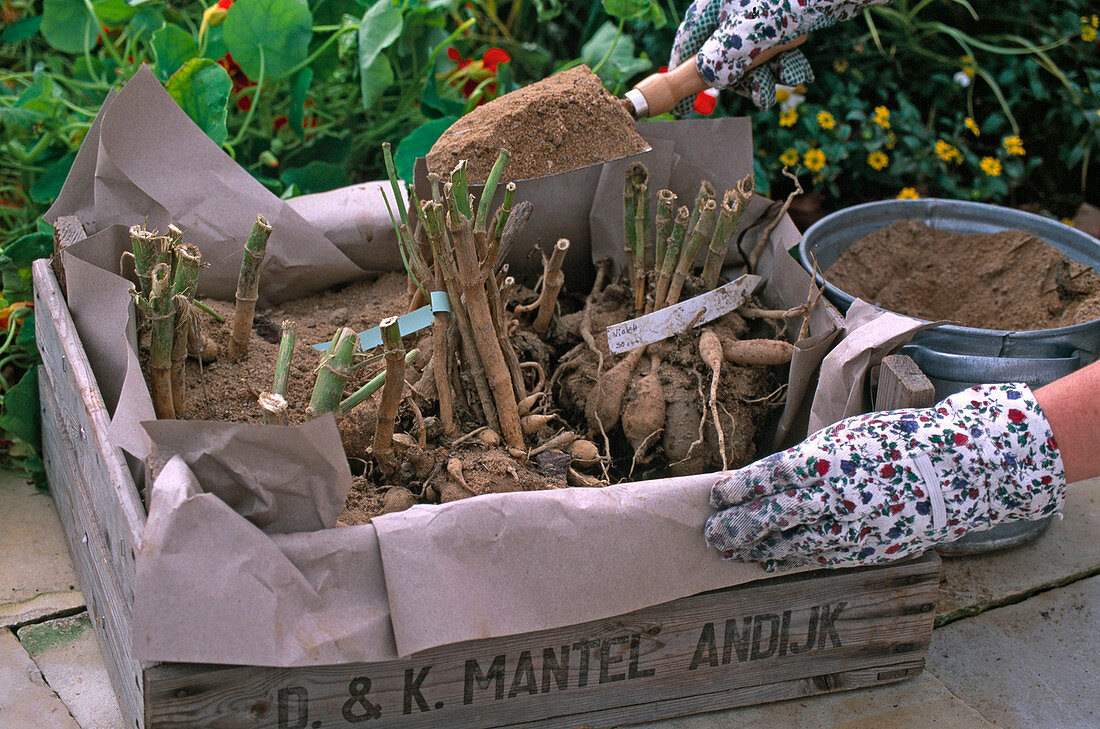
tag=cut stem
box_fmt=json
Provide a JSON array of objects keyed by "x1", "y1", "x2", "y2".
[
  {"x1": 655, "y1": 206, "x2": 690, "y2": 309},
  {"x1": 701, "y1": 176, "x2": 754, "y2": 290},
  {"x1": 169, "y1": 243, "x2": 202, "y2": 416},
  {"x1": 259, "y1": 392, "x2": 288, "y2": 426},
  {"x1": 227, "y1": 215, "x2": 273, "y2": 362},
  {"x1": 373, "y1": 317, "x2": 406, "y2": 467},
  {"x1": 666, "y1": 198, "x2": 717, "y2": 307},
  {"x1": 308, "y1": 327, "x2": 357, "y2": 415},
  {"x1": 622, "y1": 168, "x2": 640, "y2": 314},
  {"x1": 653, "y1": 189, "x2": 676, "y2": 279},
  {"x1": 271, "y1": 320, "x2": 296, "y2": 398},
  {"x1": 628, "y1": 163, "x2": 650, "y2": 314},
  {"x1": 146, "y1": 264, "x2": 176, "y2": 419},
  {"x1": 532, "y1": 238, "x2": 570, "y2": 335}
]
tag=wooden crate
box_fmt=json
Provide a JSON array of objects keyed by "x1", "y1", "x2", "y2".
[{"x1": 33, "y1": 258, "x2": 940, "y2": 729}]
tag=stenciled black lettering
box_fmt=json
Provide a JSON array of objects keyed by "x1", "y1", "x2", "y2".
[
  {"x1": 790, "y1": 606, "x2": 819, "y2": 654},
  {"x1": 689, "y1": 622, "x2": 719, "y2": 670},
  {"x1": 342, "y1": 677, "x2": 382, "y2": 723},
  {"x1": 628, "y1": 633, "x2": 655, "y2": 679},
  {"x1": 599, "y1": 636, "x2": 629, "y2": 684},
  {"x1": 572, "y1": 639, "x2": 599, "y2": 688},
  {"x1": 403, "y1": 666, "x2": 432, "y2": 715},
  {"x1": 277, "y1": 686, "x2": 308, "y2": 729},
  {"x1": 818, "y1": 602, "x2": 847, "y2": 649},
  {"x1": 722, "y1": 617, "x2": 752, "y2": 664},
  {"x1": 542, "y1": 646, "x2": 570, "y2": 693},
  {"x1": 508, "y1": 651, "x2": 539, "y2": 698},
  {"x1": 750, "y1": 614, "x2": 780, "y2": 660},
  {"x1": 463, "y1": 655, "x2": 506, "y2": 705},
  {"x1": 778, "y1": 610, "x2": 793, "y2": 656}
]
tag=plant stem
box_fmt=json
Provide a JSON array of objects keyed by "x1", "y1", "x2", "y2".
[
  {"x1": 701, "y1": 176, "x2": 753, "y2": 289},
  {"x1": 686, "y1": 180, "x2": 715, "y2": 239},
  {"x1": 228, "y1": 49, "x2": 265, "y2": 148},
  {"x1": 475, "y1": 150, "x2": 509, "y2": 232},
  {"x1": 272, "y1": 320, "x2": 296, "y2": 398},
  {"x1": 373, "y1": 317, "x2": 405, "y2": 468},
  {"x1": 623, "y1": 170, "x2": 640, "y2": 313},
  {"x1": 655, "y1": 206, "x2": 690, "y2": 309},
  {"x1": 341, "y1": 349, "x2": 419, "y2": 414},
  {"x1": 629, "y1": 163, "x2": 650, "y2": 313},
  {"x1": 533, "y1": 238, "x2": 570, "y2": 334},
  {"x1": 191, "y1": 299, "x2": 226, "y2": 323},
  {"x1": 653, "y1": 188, "x2": 676, "y2": 284},
  {"x1": 308, "y1": 327, "x2": 357, "y2": 415},
  {"x1": 146, "y1": 264, "x2": 176, "y2": 419},
  {"x1": 227, "y1": 214, "x2": 272, "y2": 362},
  {"x1": 169, "y1": 243, "x2": 202, "y2": 415},
  {"x1": 667, "y1": 198, "x2": 717, "y2": 307}
]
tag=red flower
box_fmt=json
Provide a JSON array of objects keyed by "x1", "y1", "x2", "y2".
[
  {"x1": 842, "y1": 499, "x2": 856, "y2": 512},
  {"x1": 216, "y1": 0, "x2": 233, "y2": 8},
  {"x1": 885, "y1": 544, "x2": 902, "y2": 554},
  {"x1": 880, "y1": 463, "x2": 896, "y2": 478},
  {"x1": 815, "y1": 460, "x2": 830, "y2": 476},
  {"x1": 889, "y1": 503, "x2": 905, "y2": 515},
  {"x1": 953, "y1": 433, "x2": 968, "y2": 445},
  {"x1": 1007, "y1": 409, "x2": 1025, "y2": 423},
  {"x1": 445, "y1": 47, "x2": 511, "y2": 104}
]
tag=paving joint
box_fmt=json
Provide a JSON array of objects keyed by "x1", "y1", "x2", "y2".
[
  {"x1": 935, "y1": 562, "x2": 1100, "y2": 628},
  {"x1": 9, "y1": 604, "x2": 88, "y2": 632}
]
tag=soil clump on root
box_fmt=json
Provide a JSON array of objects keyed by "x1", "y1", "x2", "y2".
[
  {"x1": 828, "y1": 219, "x2": 1100, "y2": 330},
  {"x1": 426, "y1": 65, "x2": 648, "y2": 184}
]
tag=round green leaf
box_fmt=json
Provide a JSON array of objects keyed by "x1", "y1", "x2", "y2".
[
  {"x1": 288, "y1": 67, "x2": 313, "y2": 141},
  {"x1": 165, "y1": 58, "x2": 233, "y2": 146},
  {"x1": 30, "y1": 153, "x2": 76, "y2": 204},
  {"x1": 152, "y1": 24, "x2": 198, "y2": 82},
  {"x1": 41, "y1": 0, "x2": 98, "y2": 54},
  {"x1": 280, "y1": 160, "x2": 349, "y2": 194},
  {"x1": 223, "y1": 0, "x2": 313, "y2": 80},
  {"x1": 0, "y1": 368, "x2": 42, "y2": 457},
  {"x1": 358, "y1": 0, "x2": 403, "y2": 90},
  {"x1": 94, "y1": 0, "x2": 137, "y2": 28},
  {"x1": 601, "y1": 0, "x2": 650, "y2": 22},
  {"x1": 360, "y1": 53, "x2": 394, "y2": 110},
  {"x1": 1, "y1": 15, "x2": 42, "y2": 43}
]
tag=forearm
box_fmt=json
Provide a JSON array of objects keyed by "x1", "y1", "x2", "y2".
[{"x1": 1035, "y1": 359, "x2": 1100, "y2": 483}]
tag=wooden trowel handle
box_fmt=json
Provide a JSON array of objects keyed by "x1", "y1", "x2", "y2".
[{"x1": 625, "y1": 34, "x2": 808, "y2": 118}]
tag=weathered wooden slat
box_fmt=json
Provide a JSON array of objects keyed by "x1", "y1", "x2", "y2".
[
  {"x1": 51, "y1": 214, "x2": 86, "y2": 295},
  {"x1": 33, "y1": 259, "x2": 145, "y2": 593},
  {"x1": 876, "y1": 354, "x2": 936, "y2": 411},
  {"x1": 41, "y1": 368, "x2": 144, "y2": 729},
  {"x1": 143, "y1": 553, "x2": 938, "y2": 729}
]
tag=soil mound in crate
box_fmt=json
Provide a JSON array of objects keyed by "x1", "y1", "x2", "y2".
[
  {"x1": 426, "y1": 65, "x2": 648, "y2": 184},
  {"x1": 827, "y1": 219, "x2": 1100, "y2": 331}
]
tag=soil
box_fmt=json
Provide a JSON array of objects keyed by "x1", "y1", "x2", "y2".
[
  {"x1": 426, "y1": 65, "x2": 649, "y2": 184},
  {"x1": 826, "y1": 219, "x2": 1100, "y2": 331}
]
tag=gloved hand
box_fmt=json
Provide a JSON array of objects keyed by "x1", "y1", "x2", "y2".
[
  {"x1": 670, "y1": 0, "x2": 889, "y2": 113},
  {"x1": 705, "y1": 382, "x2": 1066, "y2": 570}
]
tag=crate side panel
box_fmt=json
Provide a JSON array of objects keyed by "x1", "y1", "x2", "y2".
[
  {"x1": 41, "y1": 368, "x2": 145, "y2": 729},
  {"x1": 145, "y1": 554, "x2": 938, "y2": 729}
]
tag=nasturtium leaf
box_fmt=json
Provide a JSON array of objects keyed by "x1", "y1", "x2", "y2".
[
  {"x1": 94, "y1": 0, "x2": 137, "y2": 27},
  {"x1": 223, "y1": 0, "x2": 313, "y2": 80},
  {"x1": 394, "y1": 116, "x2": 457, "y2": 183},
  {"x1": 280, "y1": 160, "x2": 349, "y2": 194},
  {"x1": 582, "y1": 22, "x2": 651, "y2": 84},
  {"x1": 0, "y1": 368, "x2": 41, "y2": 460},
  {"x1": 201, "y1": 24, "x2": 229, "y2": 60},
  {"x1": 360, "y1": 52, "x2": 394, "y2": 109},
  {"x1": 15, "y1": 74, "x2": 60, "y2": 115},
  {"x1": 41, "y1": 0, "x2": 98, "y2": 53},
  {"x1": 421, "y1": 74, "x2": 464, "y2": 118},
  {"x1": 15, "y1": 312, "x2": 37, "y2": 360},
  {"x1": 601, "y1": 0, "x2": 650, "y2": 21},
  {"x1": 165, "y1": 58, "x2": 233, "y2": 146},
  {"x1": 357, "y1": 0, "x2": 403, "y2": 104},
  {"x1": 30, "y1": 153, "x2": 76, "y2": 204},
  {"x1": 288, "y1": 67, "x2": 313, "y2": 141},
  {"x1": 1, "y1": 15, "x2": 42, "y2": 43},
  {"x1": 127, "y1": 3, "x2": 165, "y2": 42},
  {"x1": 151, "y1": 24, "x2": 198, "y2": 82}
]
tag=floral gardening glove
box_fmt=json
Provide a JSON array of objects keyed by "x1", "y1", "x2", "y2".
[
  {"x1": 705, "y1": 383, "x2": 1066, "y2": 571},
  {"x1": 669, "y1": 0, "x2": 889, "y2": 114}
]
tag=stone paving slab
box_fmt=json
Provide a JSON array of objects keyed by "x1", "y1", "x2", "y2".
[
  {"x1": 0, "y1": 627, "x2": 81, "y2": 729},
  {"x1": 633, "y1": 670, "x2": 996, "y2": 729},
  {"x1": 937, "y1": 477, "x2": 1100, "y2": 616},
  {"x1": 18, "y1": 614, "x2": 125, "y2": 729},
  {"x1": 0, "y1": 472, "x2": 82, "y2": 625},
  {"x1": 928, "y1": 575, "x2": 1100, "y2": 729}
]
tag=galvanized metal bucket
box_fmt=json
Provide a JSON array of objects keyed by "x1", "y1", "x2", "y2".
[{"x1": 799, "y1": 199, "x2": 1100, "y2": 555}]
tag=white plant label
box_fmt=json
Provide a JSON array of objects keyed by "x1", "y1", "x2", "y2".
[{"x1": 605, "y1": 274, "x2": 764, "y2": 354}]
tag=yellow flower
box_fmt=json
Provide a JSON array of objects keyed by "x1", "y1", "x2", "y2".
[
  {"x1": 1003, "y1": 135, "x2": 1025, "y2": 156},
  {"x1": 779, "y1": 148, "x2": 799, "y2": 166},
  {"x1": 960, "y1": 55, "x2": 976, "y2": 78},
  {"x1": 980, "y1": 157, "x2": 1002, "y2": 176},
  {"x1": 965, "y1": 117, "x2": 980, "y2": 136},
  {"x1": 935, "y1": 140, "x2": 962, "y2": 164},
  {"x1": 803, "y1": 148, "x2": 826, "y2": 172},
  {"x1": 817, "y1": 111, "x2": 836, "y2": 130},
  {"x1": 833, "y1": 59, "x2": 849, "y2": 73},
  {"x1": 885, "y1": 131, "x2": 896, "y2": 150},
  {"x1": 872, "y1": 106, "x2": 890, "y2": 129},
  {"x1": 779, "y1": 109, "x2": 798, "y2": 127},
  {"x1": 775, "y1": 88, "x2": 789, "y2": 103},
  {"x1": 867, "y1": 151, "x2": 889, "y2": 170},
  {"x1": 1061, "y1": 218, "x2": 1075, "y2": 227},
  {"x1": 1084, "y1": 16, "x2": 1099, "y2": 41},
  {"x1": 896, "y1": 187, "x2": 919, "y2": 200}
]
